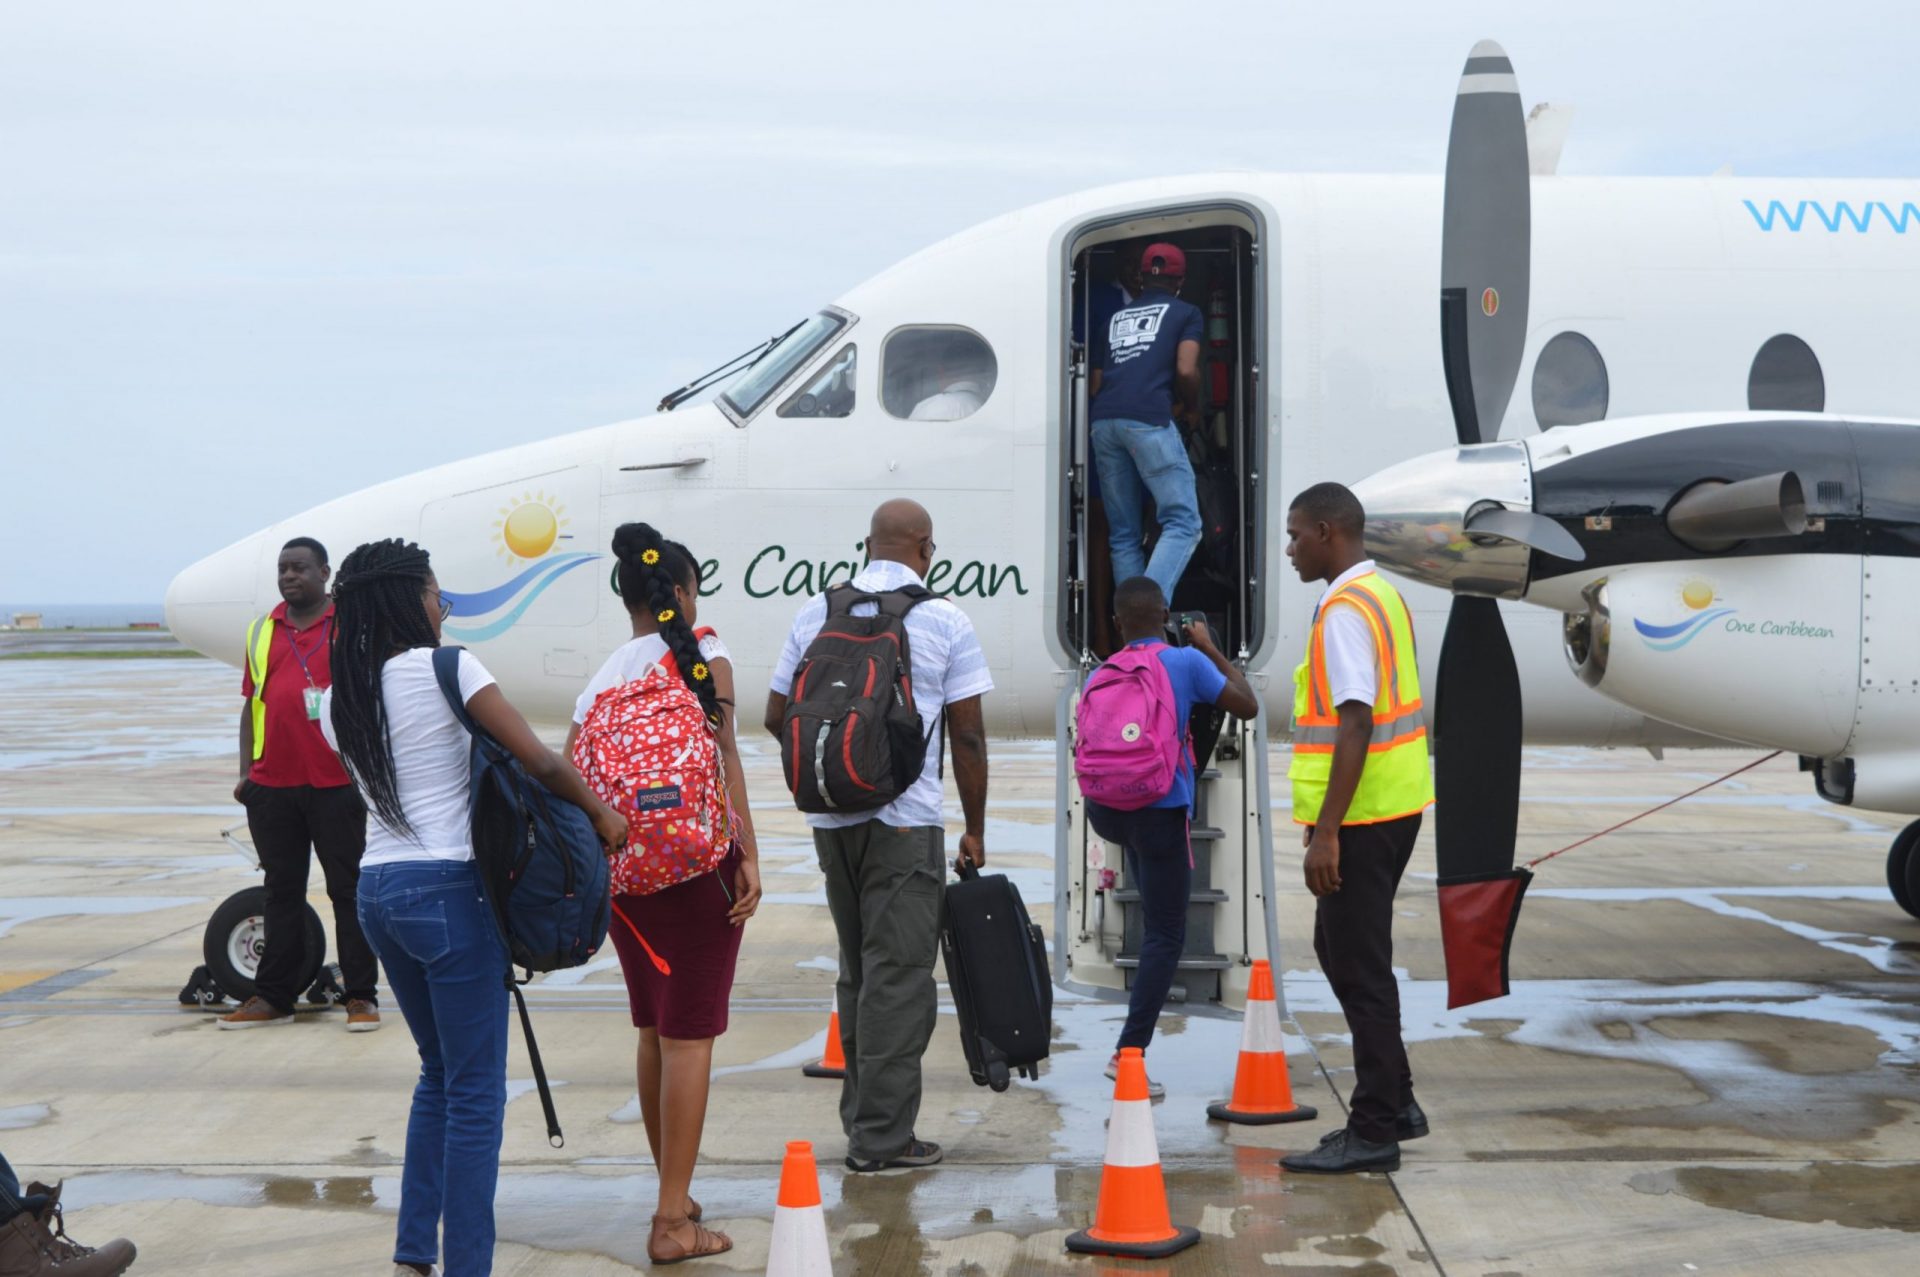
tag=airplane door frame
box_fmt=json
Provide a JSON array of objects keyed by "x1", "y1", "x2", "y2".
[{"x1": 1052, "y1": 199, "x2": 1273, "y2": 667}]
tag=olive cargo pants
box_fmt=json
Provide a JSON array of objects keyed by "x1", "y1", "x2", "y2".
[{"x1": 814, "y1": 822, "x2": 944, "y2": 1163}]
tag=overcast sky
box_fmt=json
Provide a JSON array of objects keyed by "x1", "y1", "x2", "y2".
[{"x1": 4, "y1": 1, "x2": 1915, "y2": 603}]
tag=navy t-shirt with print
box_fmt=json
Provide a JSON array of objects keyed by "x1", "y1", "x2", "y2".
[{"x1": 1091, "y1": 286, "x2": 1203, "y2": 425}]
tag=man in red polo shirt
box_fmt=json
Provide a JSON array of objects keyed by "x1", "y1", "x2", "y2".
[{"x1": 220, "y1": 537, "x2": 379, "y2": 1031}]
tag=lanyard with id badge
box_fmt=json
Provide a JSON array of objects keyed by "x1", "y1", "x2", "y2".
[{"x1": 286, "y1": 619, "x2": 332, "y2": 719}]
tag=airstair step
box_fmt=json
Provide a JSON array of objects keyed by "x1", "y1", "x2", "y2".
[
  {"x1": 1198, "y1": 768, "x2": 1222, "y2": 782},
  {"x1": 1190, "y1": 826, "x2": 1224, "y2": 842},
  {"x1": 1115, "y1": 953, "x2": 1234, "y2": 971},
  {"x1": 1112, "y1": 888, "x2": 1230, "y2": 905}
]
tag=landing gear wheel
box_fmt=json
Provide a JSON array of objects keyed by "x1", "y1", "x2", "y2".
[
  {"x1": 202, "y1": 886, "x2": 327, "y2": 1004},
  {"x1": 1888, "y1": 820, "x2": 1920, "y2": 920}
]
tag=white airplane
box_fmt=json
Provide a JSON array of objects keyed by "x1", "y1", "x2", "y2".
[{"x1": 167, "y1": 41, "x2": 1920, "y2": 1007}]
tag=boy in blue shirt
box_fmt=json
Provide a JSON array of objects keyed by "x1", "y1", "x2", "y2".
[
  {"x1": 1085, "y1": 577, "x2": 1257, "y2": 1096},
  {"x1": 1089, "y1": 243, "x2": 1205, "y2": 606}
]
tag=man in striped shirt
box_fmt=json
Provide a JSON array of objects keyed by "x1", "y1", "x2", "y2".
[{"x1": 765, "y1": 498, "x2": 993, "y2": 1174}]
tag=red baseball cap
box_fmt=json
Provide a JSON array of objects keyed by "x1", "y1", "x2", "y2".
[{"x1": 1140, "y1": 242, "x2": 1186, "y2": 278}]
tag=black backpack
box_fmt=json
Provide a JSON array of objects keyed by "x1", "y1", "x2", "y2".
[{"x1": 780, "y1": 585, "x2": 941, "y2": 814}]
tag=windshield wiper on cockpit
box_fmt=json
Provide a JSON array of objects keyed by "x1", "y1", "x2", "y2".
[{"x1": 656, "y1": 321, "x2": 806, "y2": 413}]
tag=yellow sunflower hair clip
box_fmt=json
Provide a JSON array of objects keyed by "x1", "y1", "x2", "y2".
[
  {"x1": 691, "y1": 662, "x2": 710, "y2": 681},
  {"x1": 640, "y1": 548, "x2": 660, "y2": 565},
  {"x1": 657, "y1": 608, "x2": 676, "y2": 623}
]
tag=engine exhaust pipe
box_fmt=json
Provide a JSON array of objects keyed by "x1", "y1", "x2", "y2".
[{"x1": 1666, "y1": 471, "x2": 1807, "y2": 553}]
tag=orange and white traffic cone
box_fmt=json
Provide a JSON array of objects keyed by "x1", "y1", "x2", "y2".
[
  {"x1": 767, "y1": 1140, "x2": 832, "y2": 1277},
  {"x1": 1207, "y1": 959, "x2": 1317, "y2": 1125},
  {"x1": 801, "y1": 1009, "x2": 847, "y2": 1079},
  {"x1": 1064, "y1": 1047, "x2": 1201, "y2": 1259}
]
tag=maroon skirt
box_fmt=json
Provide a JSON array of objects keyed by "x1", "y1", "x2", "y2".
[{"x1": 607, "y1": 847, "x2": 744, "y2": 1040}]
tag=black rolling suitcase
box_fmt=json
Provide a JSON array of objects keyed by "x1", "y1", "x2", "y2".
[{"x1": 941, "y1": 860, "x2": 1053, "y2": 1091}]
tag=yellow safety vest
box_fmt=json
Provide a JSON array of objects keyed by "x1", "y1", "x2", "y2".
[
  {"x1": 245, "y1": 615, "x2": 275, "y2": 761},
  {"x1": 1289, "y1": 571, "x2": 1434, "y2": 826}
]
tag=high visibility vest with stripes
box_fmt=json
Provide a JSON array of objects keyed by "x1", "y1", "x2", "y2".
[
  {"x1": 1289, "y1": 572, "x2": 1434, "y2": 826},
  {"x1": 245, "y1": 616, "x2": 276, "y2": 762}
]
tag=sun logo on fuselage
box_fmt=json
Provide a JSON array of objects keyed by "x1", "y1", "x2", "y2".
[
  {"x1": 492, "y1": 490, "x2": 570, "y2": 562},
  {"x1": 1680, "y1": 579, "x2": 1715, "y2": 610}
]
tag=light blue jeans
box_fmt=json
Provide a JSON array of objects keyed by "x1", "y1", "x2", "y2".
[
  {"x1": 1092, "y1": 417, "x2": 1202, "y2": 603},
  {"x1": 358, "y1": 859, "x2": 508, "y2": 1277}
]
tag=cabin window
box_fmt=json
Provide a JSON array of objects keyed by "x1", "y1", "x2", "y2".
[
  {"x1": 1531, "y1": 331, "x2": 1609, "y2": 427},
  {"x1": 777, "y1": 344, "x2": 857, "y2": 418},
  {"x1": 1748, "y1": 334, "x2": 1825, "y2": 412},
  {"x1": 882, "y1": 327, "x2": 997, "y2": 421}
]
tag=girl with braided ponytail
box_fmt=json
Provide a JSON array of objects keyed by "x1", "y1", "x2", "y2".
[
  {"x1": 320, "y1": 539, "x2": 626, "y2": 1277},
  {"x1": 565, "y1": 522, "x2": 760, "y2": 1265}
]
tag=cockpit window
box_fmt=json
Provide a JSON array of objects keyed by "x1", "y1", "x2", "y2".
[
  {"x1": 719, "y1": 309, "x2": 851, "y2": 421},
  {"x1": 778, "y1": 344, "x2": 857, "y2": 418}
]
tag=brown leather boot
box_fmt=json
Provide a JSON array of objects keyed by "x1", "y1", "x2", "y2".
[
  {"x1": 0, "y1": 1212, "x2": 54, "y2": 1277},
  {"x1": 5, "y1": 1183, "x2": 137, "y2": 1276}
]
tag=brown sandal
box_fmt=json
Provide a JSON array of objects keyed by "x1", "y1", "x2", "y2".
[{"x1": 648, "y1": 1212, "x2": 732, "y2": 1266}]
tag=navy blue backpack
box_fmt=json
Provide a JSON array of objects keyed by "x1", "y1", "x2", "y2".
[{"x1": 433, "y1": 646, "x2": 612, "y2": 1145}]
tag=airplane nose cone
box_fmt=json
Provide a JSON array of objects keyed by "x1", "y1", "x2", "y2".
[
  {"x1": 166, "y1": 532, "x2": 269, "y2": 661},
  {"x1": 1351, "y1": 439, "x2": 1535, "y2": 598}
]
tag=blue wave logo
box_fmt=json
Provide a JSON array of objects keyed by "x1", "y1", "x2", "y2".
[
  {"x1": 1744, "y1": 199, "x2": 1920, "y2": 234},
  {"x1": 441, "y1": 552, "x2": 600, "y2": 642},
  {"x1": 1633, "y1": 608, "x2": 1736, "y2": 652}
]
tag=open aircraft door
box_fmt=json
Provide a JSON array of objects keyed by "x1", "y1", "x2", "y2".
[{"x1": 1052, "y1": 204, "x2": 1282, "y2": 1016}]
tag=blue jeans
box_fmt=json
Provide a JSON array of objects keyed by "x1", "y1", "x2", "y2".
[
  {"x1": 0, "y1": 1150, "x2": 45, "y2": 1227},
  {"x1": 1091, "y1": 417, "x2": 1202, "y2": 604},
  {"x1": 357, "y1": 859, "x2": 508, "y2": 1277},
  {"x1": 1086, "y1": 803, "x2": 1192, "y2": 1051}
]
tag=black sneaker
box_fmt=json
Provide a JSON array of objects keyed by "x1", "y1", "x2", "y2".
[{"x1": 846, "y1": 1138, "x2": 943, "y2": 1173}]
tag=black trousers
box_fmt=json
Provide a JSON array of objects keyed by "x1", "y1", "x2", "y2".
[
  {"x1": 1313, "y1": 813, "x2": 1421, "y2": 1144},
  {"x1": 1086, "y1": 802, "x2": 1192, "y2": 1053},
  {"x1": 243, "y1": 782, "x2": 377, "y2": 1010}
]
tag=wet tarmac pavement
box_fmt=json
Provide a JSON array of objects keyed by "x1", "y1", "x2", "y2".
[{"x1": 3, "y1": 658, "x2": 1919, "y2": 1274}]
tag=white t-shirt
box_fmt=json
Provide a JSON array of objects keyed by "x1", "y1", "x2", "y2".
[
  {"x1": 320, "y1": 648, "x2": 497, "y2": 867},
  {"x1": 574, "y1": 631, "x2": 731, "y2": 725},
  {"x1": 770, "y1": 559, "x2": 994, "y2": 830},
  {"x1": 1316, "y1": 560, "x2": 1381, "y2": 709},
  {"x1": 908, "y1": 380, "x2": 986, "y2": 422}
]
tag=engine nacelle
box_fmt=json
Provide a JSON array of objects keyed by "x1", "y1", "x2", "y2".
[{"x1": 1563, "y1": 557, "x2": 1860, "y2": 758}]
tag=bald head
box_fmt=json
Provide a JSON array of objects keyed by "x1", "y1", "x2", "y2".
[{"x1": 867, "y1": 498, "x2": 936, "y2": 576}]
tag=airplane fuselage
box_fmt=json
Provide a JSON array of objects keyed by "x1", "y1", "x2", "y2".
[{"x1": 167, "y1": 172, "x2": 1920, "y2": 742}]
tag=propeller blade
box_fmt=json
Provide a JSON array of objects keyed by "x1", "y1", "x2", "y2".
[
  {"x1": 1464, "y1": 505, "x2": 1586, "y2": 562},
  {"x1": 1432, "y1": 595, "x2": 1522, "y2": 881},
  {"x1": 1441, "y1": 39, "x2": 1531, "y2": 446}
]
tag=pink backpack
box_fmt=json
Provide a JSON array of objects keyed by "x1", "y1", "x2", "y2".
[
  {"x1": 571, "y1": 634, "x2": 732, "y2": 896},
  {"x1": 1075, "y1": 643, "x2": 1187, "y2": 810}
]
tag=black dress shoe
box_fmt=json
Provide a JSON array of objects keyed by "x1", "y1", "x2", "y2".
[
  {"x1": 1317, "y1": 1102, "x2": 1427, "y2": 1146},
  {"x1": 1282, "y1": 1129, "x2": 1401, "y2": 1174}
]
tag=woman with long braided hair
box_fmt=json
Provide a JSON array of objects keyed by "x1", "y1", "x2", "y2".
[
  {"x1": 565, "y1": 522, "x2": 761, "y2": 1265},
  {"x1": 320, "y1": 539, "x2": 625, "y2": 1277}
]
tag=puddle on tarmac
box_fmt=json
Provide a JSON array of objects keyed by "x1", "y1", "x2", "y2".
[
  {"x1": 0, "y1": 1103, "x2": 51, "y2": 1130},
  {"x1": 59, "y1": 1154, "x2": 1418, "y2": 1272},
  {"x1": 1629, "y1": 1162, "x2": 1920, "y2": 1232},
  {"x1": 1288, "y1": 968, "x2": 1920, "y2": 1145}
]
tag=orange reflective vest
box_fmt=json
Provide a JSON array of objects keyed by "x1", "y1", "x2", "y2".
[{"x1": 1289, "y1": 571, "x2": 1434, "y2": 825}]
